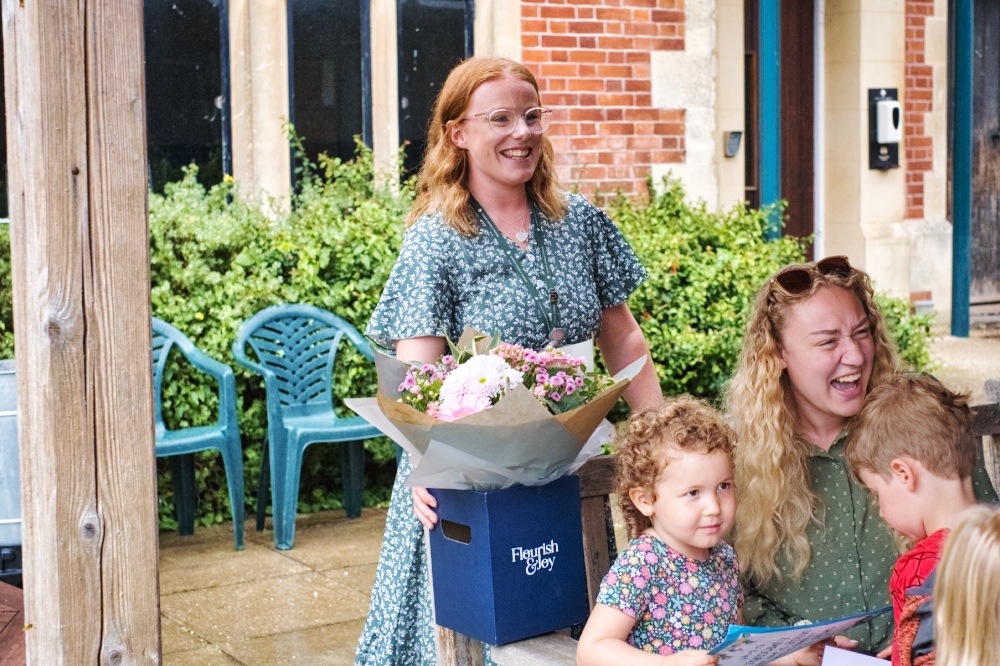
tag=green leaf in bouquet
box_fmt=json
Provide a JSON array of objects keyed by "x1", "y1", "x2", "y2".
[{"x1": 544, "y1": 391, "x2": 587, "y2": 414}]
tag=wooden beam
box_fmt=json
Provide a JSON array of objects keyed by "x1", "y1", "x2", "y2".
[{"x1": 2, "y1": 1, "x2": 160, "y2": 662}]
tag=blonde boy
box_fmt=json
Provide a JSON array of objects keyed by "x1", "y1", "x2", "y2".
[{"x1": 846, "y1": 373, "x2": 980, "y2": 666}]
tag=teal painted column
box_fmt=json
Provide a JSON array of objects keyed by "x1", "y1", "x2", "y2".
[
  {"x1": 951, "y1": 0, "x2": 972, "y2": 336},
  {"x1": 760, "y1": 0, "x2": 781, "y2": 239}
]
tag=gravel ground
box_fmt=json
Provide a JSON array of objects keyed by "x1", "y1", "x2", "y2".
[{"x1": 927, "y1": 325, "x2": 1000, "y2": 403}]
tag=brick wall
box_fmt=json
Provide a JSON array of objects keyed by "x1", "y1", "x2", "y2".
[
  {"x1": 904, "y1": 0, "x2": 933, "y2": 220},
  {"x1": 521, "y1": 0, "x2": 686, "y2": 203}
]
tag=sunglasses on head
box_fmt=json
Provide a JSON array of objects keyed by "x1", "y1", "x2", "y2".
[{"x1": 771, "y1": 255, "x2": 853, "y2": 294}]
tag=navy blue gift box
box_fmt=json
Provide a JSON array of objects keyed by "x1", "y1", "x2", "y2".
[{"x1": 427, "y1": 475, "x2": 589, "y2": 645}]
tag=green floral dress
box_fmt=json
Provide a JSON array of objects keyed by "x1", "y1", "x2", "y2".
[{"x1": 356, "y1": 194, "x2": 647, "y2": 665}]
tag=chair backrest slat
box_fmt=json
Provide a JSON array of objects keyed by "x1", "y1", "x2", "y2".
[
  {"x1": 151, "y1": 323, "x2": 177, "y2": 433},
  {"x1": 234, "y1": 304, "x2": 372, "y2": 413}
]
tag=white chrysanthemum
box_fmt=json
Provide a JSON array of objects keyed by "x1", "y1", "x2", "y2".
[{"x1": 439, "y1": 354, "x2": 523, "y2": 403}]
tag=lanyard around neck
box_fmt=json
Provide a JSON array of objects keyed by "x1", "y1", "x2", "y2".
[{"x1": 472, "y1": 198, "x2": 565, "y2": 345}]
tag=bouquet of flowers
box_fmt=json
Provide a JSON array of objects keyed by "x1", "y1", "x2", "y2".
[
  {"x1": 346, "y1": 328, "x2": 644, "y2": 491},
  {"x1": 397, "y1": 338, "x2": 617, "y2": 421}
]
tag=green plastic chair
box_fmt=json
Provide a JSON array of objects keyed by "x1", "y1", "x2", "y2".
[
  {"x1": 231, "y1": 304, "x2": 380, "y2": 550},
  {"x1": 153, "y1": 317, "x2": 245, "y2": 550}
]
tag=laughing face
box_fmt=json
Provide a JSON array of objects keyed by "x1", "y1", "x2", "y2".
[
  {"x1": 448, "y1": 73, "x2": 543, "y2": 196},
  {"x1": 777, "y1": 285, "x2": 875, "y2": 436}
]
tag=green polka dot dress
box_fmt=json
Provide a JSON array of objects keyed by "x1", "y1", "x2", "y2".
[{"x1": 355, "y1": 194, "x2": 647, "y2": 665}]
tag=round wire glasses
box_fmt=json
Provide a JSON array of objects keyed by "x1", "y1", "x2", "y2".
[{"x1": 461, "y1": 107, "x2": 552, "y2": 135}]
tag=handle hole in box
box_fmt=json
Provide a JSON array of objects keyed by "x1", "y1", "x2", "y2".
[{"x1": 441, "y1": 519, "x2": 472, "y2": 544}]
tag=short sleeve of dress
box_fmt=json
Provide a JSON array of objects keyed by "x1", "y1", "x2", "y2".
[
  {"x1": 366, "y1": 215, "x2": 455, "y2": 350},
  {"x1": 721, "y1": 542, "x2": 746, "y2": 612},
  {"x1": 594, "y1": 539, "x2": 651, "y2": 619},
  {"x1": 572, "y1": 195, "x2": 648, "y2": 309}
]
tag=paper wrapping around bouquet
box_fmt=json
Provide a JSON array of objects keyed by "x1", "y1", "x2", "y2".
[{"x1": 346, "y1": 333, "x2": 643, "y2": 491}]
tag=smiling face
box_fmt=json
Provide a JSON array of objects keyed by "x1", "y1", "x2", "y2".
[
  {"x1": 777, "y1": 285, "x2": 875, "y2": 438},
  {"x1": 630, "y1": 445, "x2": 736, "y2": 561},
  {"x1": 448, "y1": 73, "x2": 543, "y2": 198}
]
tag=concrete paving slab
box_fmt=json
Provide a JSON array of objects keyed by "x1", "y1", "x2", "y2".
[
  {"x1": 161, "y1": 615, "x2": 211, "y2": 654},
  {"x1": 224, "y1": 619, "x2": 365, "y2": 666},
  {"x1": 163, "y1": 645, "x2": 247, "y2": 665},
  {"x1": 260, "y1": 510, "x2": 388, "y2": 571},
  {"x1": 160, "y1": 518, "x2": 252, "y2": 550},
  {"x1": 160, "y1": 539, "x2": 311, "y2": 596},
  {"x1": 160, "y1": 571, "x2": 370, "y2": 646},
  {"x1": 318, "y1": 563, "x2": 378, "y2": 598}
]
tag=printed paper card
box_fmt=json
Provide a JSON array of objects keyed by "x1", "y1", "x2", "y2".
[
  {"x1": 707, "y1": 606, "x2": 891, "y2": 666},
  {"x1": 821, "y1": 646, "x2": 890, "y2": 665}
]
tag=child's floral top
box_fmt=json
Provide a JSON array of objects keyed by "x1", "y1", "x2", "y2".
[{"x1": 595, "y1": 534, "x2": 743, "y2": 655}]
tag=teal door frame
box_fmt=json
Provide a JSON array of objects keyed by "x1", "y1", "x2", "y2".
[
  {"x1": 951, "y1": 0, "x2": 973, "y2": 336},
  {"x1": 759, "y1": 0, "x2": 782, "y2": 239}
]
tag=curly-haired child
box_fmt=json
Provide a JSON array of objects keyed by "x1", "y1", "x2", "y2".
[{"x1": 577, "y1": 398, "x2": 742, "y2": 666}]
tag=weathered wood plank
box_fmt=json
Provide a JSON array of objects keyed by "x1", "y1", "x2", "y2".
[
  {"x1": 437, "y1": 626, "x2": 485, "y2": 666},
  {"x1": 3, "y1": 0, "x2": 159, "y2": 662},
  {"x1": 85, "y1": 1, "x2": 160, "y2": 661},
  {"x1": 580, "y1": 495, "x2": 613, "y2": 612},
  {"x1": 490, "y1": 633, "x2": 578, "y2": 665},
  {"x1": 3, "y1": 1, "x2": 101, "y2": 659},
  {"x1": 577, "y1": 455, "x2": 615, "y2": 498},
  {"x1": 972, "y1": 401, "x2": 1000, "y2": 438},
  {"x1": 972, "y1": 389, "x2": 1000, "y2": 492}
]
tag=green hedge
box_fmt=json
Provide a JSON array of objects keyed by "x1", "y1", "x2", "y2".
[
  {"x1": 0, "y1": 156, "x2": 933, "y2": 529},
  {"x1": 148, "y1": 144, "x2": 412, "y2": 528},
  {"x1": 607, "y1": 178, "x2": 933, "y2": 408}
]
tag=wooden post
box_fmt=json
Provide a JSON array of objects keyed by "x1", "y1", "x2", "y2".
[{"x1": 2, "y1": 1, "x2": 160, "y2": 662}]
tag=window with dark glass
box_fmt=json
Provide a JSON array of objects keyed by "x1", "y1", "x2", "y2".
[
  {"x1": 288, "y1": 0, "x2": 367, "y2": 168},
  {"x1": 144, "y1": 0, "x2": 231, "y2": 193},
  {"x1": 397, "y1": 0, "x2": 473, "y2": 177}
]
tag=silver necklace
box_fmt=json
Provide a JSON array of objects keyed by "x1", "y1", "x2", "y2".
[{"x1": 493, "y1": 206, "x2": 530, "y2": 244}]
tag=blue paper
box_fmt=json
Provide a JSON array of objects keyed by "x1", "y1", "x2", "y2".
[{"x1": 708, "y1": 606, "x2": 892, "y2": 666}]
